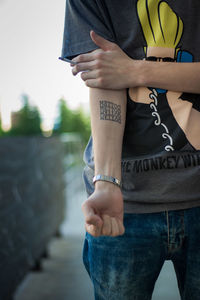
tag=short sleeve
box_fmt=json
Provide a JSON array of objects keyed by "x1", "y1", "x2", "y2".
[{"x1": 61, "y1": 0, "x2": 116, "y2": 59}]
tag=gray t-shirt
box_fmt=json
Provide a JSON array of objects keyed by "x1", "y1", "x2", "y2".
[{"x1": 61, "y1": 0, "x2": 200, "y2": 213}]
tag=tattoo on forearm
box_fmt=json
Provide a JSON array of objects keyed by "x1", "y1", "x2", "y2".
[{"x1": 100, "y1": 100, "x2": 121, "y2": 124}]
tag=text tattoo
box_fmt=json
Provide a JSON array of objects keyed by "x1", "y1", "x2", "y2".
[{"x1": 100, "y1": 100, "x2": 121, "y2": 124}]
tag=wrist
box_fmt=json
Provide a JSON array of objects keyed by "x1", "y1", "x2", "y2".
[
  {"x1": 93, "y1": 174, "x2": 121, "y2": 188},
  {"x1": 129, "y1": 59, "x2": 148, "y2": 88},
  {"x1": 94, "y1": 180, "x2": 121, "y2": 192},
  {"x1": 94, "y1": 164, "x2": 121, "y2": 182}
]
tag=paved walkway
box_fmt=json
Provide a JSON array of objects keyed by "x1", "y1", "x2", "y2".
[{"x1": 14, "y1": 166, "x2": 181, "y2": 300}]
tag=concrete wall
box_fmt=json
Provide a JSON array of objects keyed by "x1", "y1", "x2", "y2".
[{"x1": 0, "y1": 136, "x2": 66, "y2": 300}]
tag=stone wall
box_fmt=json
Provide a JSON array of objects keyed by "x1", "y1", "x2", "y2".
[{"x1": 0, "y1": 136, "x2": 66, "y2": 300}]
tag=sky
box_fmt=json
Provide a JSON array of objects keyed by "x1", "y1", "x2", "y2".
[{"x1": 0, "y1": 0, "x2": 89, "y2": 131}]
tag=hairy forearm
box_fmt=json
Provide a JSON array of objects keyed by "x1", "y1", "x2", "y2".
[
  {"x1": 90, "y1": 88, "x2": 127, "y2": 180},
  {"x1": 134, "y1": 60, "x2": 200, "y2": 94}
]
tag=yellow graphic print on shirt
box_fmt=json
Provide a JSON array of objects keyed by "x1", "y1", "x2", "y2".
[{"x1": 129, "y1": 0, "x2": 200, "y2": 151}]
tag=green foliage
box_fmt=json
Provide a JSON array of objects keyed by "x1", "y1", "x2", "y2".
[
  {"x1": 72, "y1": 108, "x2": 91, "y2": 144},
  {"x1": 0, "y1": 118, "x2": 4, "y2": 137},
  {"x1": 53, "y1": 99, "x2": 91, "y2": 144},
  {"x1": 8, "y1": 94, "x2": 42, "y2": 136},
  {"x1": 54, "y1": 99, "x2": 74, "y2": 133}
]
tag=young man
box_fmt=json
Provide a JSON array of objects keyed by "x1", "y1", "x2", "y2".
[{"x1": 61, "y1": 1, "x2": 200, "y2": 299}]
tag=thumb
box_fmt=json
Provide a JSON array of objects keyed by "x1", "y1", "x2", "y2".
[
  {"x1": 90, "y1": 30, "x2": 116, "y2": 51},
  {"x1": 81, "y1": 201, "x2": 102, "y2": 226}
]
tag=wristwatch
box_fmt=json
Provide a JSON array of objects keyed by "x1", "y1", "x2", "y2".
[{"x1": 93, "y1": 174, "x2": 121, "y2": 188}]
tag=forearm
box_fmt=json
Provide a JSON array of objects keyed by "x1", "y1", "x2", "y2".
[
  {"x1": 134, "y1": 60, "x2": 200, "y2": 94},
  {"x1": 90, "y1": 88, "x2": 127, "y2": 181}
]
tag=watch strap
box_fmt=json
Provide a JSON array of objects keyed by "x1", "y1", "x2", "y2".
[{"x1": 93, "y1": 174, "x2": 121, "y2": 188}]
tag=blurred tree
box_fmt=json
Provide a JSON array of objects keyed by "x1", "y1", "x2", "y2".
[
  {"x1": 0, "y1": 117, "x2": 4, "y2": 136},
  {"x1": 9, "y1": 94, "x2": 42, "y2": 136},
  {"x1": 54, "y1": 99, "x2": 74, "y2": 133},
  {"x1": 53, "y1": 99, "x2": 91, "y2": 144},
  {"x1": 72, "y1": 107, "x2": 91, "y2": 144}
]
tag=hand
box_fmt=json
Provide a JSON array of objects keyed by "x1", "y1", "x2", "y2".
[
  {"x1": 71, "y1": 31, "x2": 135, "y2": 89},
  {"x1": 81, "y1": 182, "x2": 125, "y2": 237}
]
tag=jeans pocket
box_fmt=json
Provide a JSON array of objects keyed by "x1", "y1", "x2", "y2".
[{"x1": 82, "y1": 236, "x2": 91, "y2": 277}]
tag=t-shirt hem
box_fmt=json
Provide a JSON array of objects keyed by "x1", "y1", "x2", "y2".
[
  {"x1": 61, "y1": 41, "x2": 99, "y2": 60},
  {"x1": 124, "y1": 200, "x2": 200, "y2": 214}
]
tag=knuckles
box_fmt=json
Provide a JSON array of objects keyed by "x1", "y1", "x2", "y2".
[
  {"x1": 74, "y1": 65, "x2": 79, "y2": 73},
  {"x1": 81, "y1": 72, "x2": 86, "y2": 80},
  {"x1": 77, "y1": 54, "x2": 84, "y2": 62},
  {"x1": 95, "y1": 51, "x2": 104, "y2": 60},
  {"x1": 96, "y1": 69, "x2": 103, "y2": 77},
  {"x1": 98, "y1": 77, "x2": 105, "y2": 87},
  {"x1": 95, "y1": 59, "x2": 102, "y2": 69},
  {"x1": 72, "y1": 65, "x2": 78, "y2": 75},
  {"x1": 72, "y1": 64, "x2": 83, "y2": 75}
]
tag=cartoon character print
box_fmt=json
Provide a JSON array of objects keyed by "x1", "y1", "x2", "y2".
[{"x1": 129, "y1": 0, "x2": 200, "y2": 152}]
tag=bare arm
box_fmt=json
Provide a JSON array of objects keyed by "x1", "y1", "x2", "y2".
[
  {"x1": 90, "y1": 88, "x2": 126, "y2": 179},
  {"x1": 136, "y1": 60, "x2": 200, "y2": 94},
  {"x1": 82, "y1": 88, "x2": 127, "y2": 237}
]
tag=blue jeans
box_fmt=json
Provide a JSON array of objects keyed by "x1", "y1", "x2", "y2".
[{"x1": 82, "y1": 207, "x2": 200, "y2": 300}]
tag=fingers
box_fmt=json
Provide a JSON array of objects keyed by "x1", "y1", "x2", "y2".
[
  {"x1": 81, "y1": 202, "x2": 124, "y2": 238},
  {"x1": 102, "y1": 215, "x2": 112, "y2": 236},
  {"x1": 72, "y1": 53, "x2": 106, "y2": 76},
  {"x1": 116, "y1": 218, "x2": 125, "y2": 236},
  {"x1": 85, "y1": 223, "x2": 102, "y2": 237},
  {"x1": 72, "y1": 53, "x2": 94, "y2": 64},
  {"x1": 101, "y1": 215, "x2": 125, "y2": 237},
  {"x1": 71, "y1": 49, "x2": 106, "y2": 75},
  {"x1": 73, "y1": 69, "x2": 106, "y2": 89},
  {"x1": 82, "y1": 201, "x2": 101, "y2": 226},
  {"x1": 81, "y1": 70, "x2": 98, "y2": 81},
  {"x1": 73, "y1": 66, "x2": 105, "y2": 88},
  {"x1": 84, "y1": 79, "x2": 102, "y2": 89},
  {"x1": 85, "y1": 216, "x2": 124, "y2": 237},
  {"x1": 83, "y1": 212, "x2": 125, "y2": 237},
  {"x1": 111, "y1": 217, "x2": 123, "y2": 237},
  {"x1": 72, "y1": 61, "x2": 95, "y2": 76},
  {"x1": 90, "y1": 30, "x2": 117, "y2": 51},
  {"x1": 72, "y1": 48, "x2": 101, "y2": 64},
  {"x1": 82, "y1": 202, "x2": 103, "y2": 237},
  {"x1": 85, "y1": 216, "x2": 125, "y2": 237}
]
